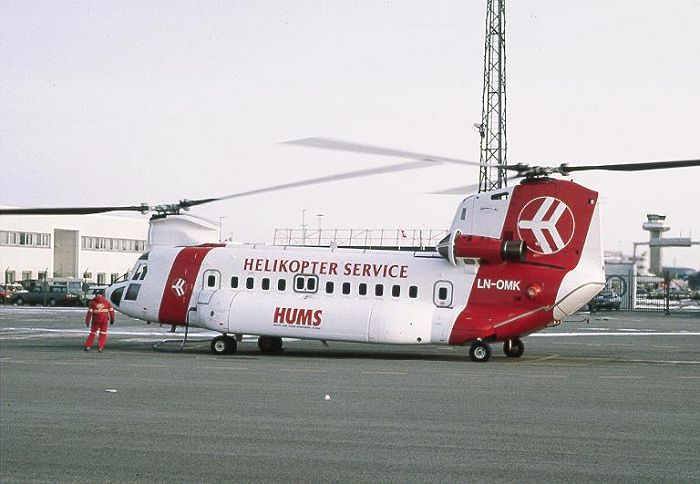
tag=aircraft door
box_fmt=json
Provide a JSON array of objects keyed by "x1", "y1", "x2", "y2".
[
  {"x1": 433, "y1": 281, "x2": 454, "y2": 308},
  {"x1": 195, "y1": 269, "x2": 234, "y2": 332},
  {"x1": 197, "y1": 269, "x2": 221, "y2": 305}
]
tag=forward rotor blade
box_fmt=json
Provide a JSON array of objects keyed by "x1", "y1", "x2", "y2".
[
  {"x1": 0, "y1": 205, "x2": 149, "y2": 216},
  {"x1": 560, "y1": 159, "x2": 700, "y2": 174},
  {"x1": 183, "y1": 159, "x2": 435, "y2": 207},
  {"x1": 284, "y1": 137, "x2": 483, "y2": 167},
  {"x1": 2, "y1": 159, "x2": 434, "y2": 215}
]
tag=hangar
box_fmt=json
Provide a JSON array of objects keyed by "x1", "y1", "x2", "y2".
[{"x1": 0, "y1": 212, "x2": 148, "y2": 285}]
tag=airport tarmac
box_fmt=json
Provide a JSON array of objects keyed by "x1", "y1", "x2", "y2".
[{"x1": 1, "y1": 307, "x2": 699, "y2": 482}]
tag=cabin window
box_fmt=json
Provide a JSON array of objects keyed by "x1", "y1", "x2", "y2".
[
  {"x1": 461, "y1": 208, "x2": 467, "y2": 220},
  {"x1": 375, "y1": 284, "x2": 384, "y2": 297},
  {"x1": 293, "y1": 274, "x2": 319, "y2": 294},
  {"x1": 202, "y1": 270, "x2": 221, "y2": 290},
  {"x1": 231, "y1": 276, "x2": 239, "y2": 288},
  {"x1": 325, "y1": 281, "x2": 334, "y2": 294},
  {"x1": 342, "y1": 282, "x2": 351, "y2": 295},
  {"x1": 246, "y1": 277, "x2": 254, "y2": 289},
  {"x1": 262, "y1": 278, "x2": 270, "y2": 291},
  {"x1": 409, "y1": 285, "x2": 418, "y2": 298},
  {"x1": 392, "y1": 285, "x2": 400, "y2": 297},
  {"x1": 359, "y1": 283, "x2": 367, "y2": 296},
  {"x1": 277, "y1": 279, "x2": 286, "y2": 291},
  {"x1": 433, "y1": 281, "x2": 454, "y2": 308}
]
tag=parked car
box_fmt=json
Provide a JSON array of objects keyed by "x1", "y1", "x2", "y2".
[
  {"x1": 668, "y1": 287, "x2": 691, "y2": 300},
  {"x1": 1, "y1": 283, "x2": 25, "y2": 304},
  {"x1": 11, "y1": 285, "x2": 83, "y2": 307},
  {"x1": 84, "y1": 285, "x2": 108, "y2": 303},
  {"x1": 588, "y1": 290, "x2": 621, "y2": 311}
]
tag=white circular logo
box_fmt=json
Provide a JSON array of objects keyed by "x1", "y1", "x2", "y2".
[{"x1": 516, "y1": 197, "x2": 575, "y2": 255}]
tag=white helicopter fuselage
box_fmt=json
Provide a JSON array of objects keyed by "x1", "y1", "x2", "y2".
[
  {"x1": 107, "y1": 178, "x2": 606, "y2": 355},
  {"x1": 118, "y1": 244, "x2": 474, "y2": 345}
]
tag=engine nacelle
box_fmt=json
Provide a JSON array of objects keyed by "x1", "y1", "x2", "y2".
[{"x1": 437, "y1": 231, "x2": 526, "y2": 266}]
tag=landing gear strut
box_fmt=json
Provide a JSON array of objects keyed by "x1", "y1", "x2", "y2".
[
  {"x1": 503, "y1": 337, "x2": 524, "y2": 358},
  {"x1": 258, "y1": 336, "x2": 283, "y2": 354},
  {"x1": 211, "y1": 335, "x2": 237, "y2": 355},
  {"x1": 469, "y1": 340, "x2": 491, "y2": 362}
]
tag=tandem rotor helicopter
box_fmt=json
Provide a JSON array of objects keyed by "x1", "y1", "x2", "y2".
[{"x1": 2, "y1": 141, "x2": 698, "y2": 361}]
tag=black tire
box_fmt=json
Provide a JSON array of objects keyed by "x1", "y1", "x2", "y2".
[
  {"x1": 211, "y1": 335, "x2": 237, "y2": 355},
  {"x1": 16, "y1": 297, "x2": 24, "y2": 306},
  {"x1": 48, "y1": 299, "x2": 57, "y2": 307},
  {"x1": 503, "y1": 338, "x2": 524, "y2": 358},
  {"x1": 258, "y1": 336, "x2": 283, "y2": 354},
  {"x1": 469, "y1": 341, "x2": 491, "y2": 362}
]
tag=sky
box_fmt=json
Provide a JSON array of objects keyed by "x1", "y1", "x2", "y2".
[{"x1": 1, "y1": 0, "x2": 698, "y2": 268}]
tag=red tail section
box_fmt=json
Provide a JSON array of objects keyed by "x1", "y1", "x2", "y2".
[{"x1": 448, "y1": 178, "x2": 600, "y2": 345}]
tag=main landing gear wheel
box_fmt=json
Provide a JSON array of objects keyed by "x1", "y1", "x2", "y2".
[
  {"x1": 503, "y1": 337, "x2": 525, "y2": 358},
  {"x1": 258, "y1": 336, "x2": 283, "y2": 354},
  {"x1": 211, "y1": 335, "x2": 237, "y2": 355},
  {"x1": 469, "y1": 341, "x2": 491, "y2": 362}
]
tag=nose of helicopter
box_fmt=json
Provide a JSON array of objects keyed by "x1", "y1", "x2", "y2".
[{"x1": 104, "y1": 281, "x2": 128, "y2": 308}]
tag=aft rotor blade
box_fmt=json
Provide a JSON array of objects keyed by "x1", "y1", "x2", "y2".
[
  {"x1": 560, "y1": 159, "x2": 700, "y2": 174},
  {"x1": 431, "y1": 175, "x2": 520, "y2": 195},
  {"x1": 284, "y1": 137, "x2": 484, "y2": 167},
  {"x1": 182, "y1": 159, "x2": 435, "y2": 208},
  {"x1": 0, "y1": 205, "x2": 149, "y2": 216}
]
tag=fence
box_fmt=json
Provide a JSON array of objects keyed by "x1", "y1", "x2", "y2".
[
  {"x1": 272, "y1": 228, "x2": 448, "y2": 250},
  {"x1": 602, "y1": 273, "x2": 698, "y2": 313}
]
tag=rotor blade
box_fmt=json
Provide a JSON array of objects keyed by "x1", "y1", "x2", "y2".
[
  {"x1": 560, "y1": 159, "x2": 700, "y2": 174},
  {"x1": 0, "y1": 205, "x2": 149, "y2": 216},
  {"x1": 182, "y1": 159, "x2": 436, "y2": 208},
  {"x1": 284, "y1": 137, "x2": 484, "y2": 167},
  {"x1": 431, "y1": 175, "x2": 521, "y2": 195}
]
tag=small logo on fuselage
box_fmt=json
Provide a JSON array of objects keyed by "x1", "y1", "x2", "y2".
[
  {"x1": 517, "y1": 197, "x2": 575, "y2": 255},
  {"x1": 171, "y1": 278, "x2": 187, "y2": 297}
]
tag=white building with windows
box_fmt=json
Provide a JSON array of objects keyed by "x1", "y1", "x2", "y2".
[{"x1": 0, "y1": 212, "x2": 148, "y2": 285}]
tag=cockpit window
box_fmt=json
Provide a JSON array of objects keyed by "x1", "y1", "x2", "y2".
[
  {"x1": 132, "y1": 263, "x2": 148, "y2": 281},
  {"x1": 124, "y1": 283, "x2": 141, "y2": 301},
  {"x1": 110, "y1": 287, "x2": 124, "y2": 306}
]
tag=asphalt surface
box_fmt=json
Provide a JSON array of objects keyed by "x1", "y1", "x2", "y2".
[{"x1": 1, "y1": 307, "x2": 699, "y2": 483}]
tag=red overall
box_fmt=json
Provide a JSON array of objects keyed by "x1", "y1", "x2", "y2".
[{"x1": 84, "y1": 294, "x2": 116, "y2": 351}]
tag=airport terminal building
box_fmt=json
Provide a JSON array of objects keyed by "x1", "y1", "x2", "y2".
[{"x1": 0, "y1": 212, "x2": 148, "y2": 285}]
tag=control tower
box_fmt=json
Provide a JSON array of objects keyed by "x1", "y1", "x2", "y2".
[{"x1": 642, "y1": 214, "x2": 670, "y2": 275}]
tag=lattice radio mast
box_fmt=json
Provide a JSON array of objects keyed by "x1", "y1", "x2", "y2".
[{"x1": 477, "y1": 0, "x2": 507, "y2": 192}]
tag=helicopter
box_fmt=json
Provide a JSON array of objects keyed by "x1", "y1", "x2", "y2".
[{"x1": 1, "y1": 139, "x2": 698, "y2": 361}]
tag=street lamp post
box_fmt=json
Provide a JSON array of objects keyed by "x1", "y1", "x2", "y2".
[
  {"x1": 317, "y1": 214, "x2": 325, "y2": 245},
  {"x1": 301, "y1": 209, "x2": 307, "y2": 245},
  {"x1": 218, "y1": 216, "x2": 226, "y2": 243}
]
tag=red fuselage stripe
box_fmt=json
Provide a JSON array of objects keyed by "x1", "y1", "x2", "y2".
[{"x1": 158, "y1": 246, "x2": 215, "y2": 325}]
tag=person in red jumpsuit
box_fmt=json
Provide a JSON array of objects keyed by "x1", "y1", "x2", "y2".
[{"x1": 84, "y1": 293, "x2": 116, "y2": 352}]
